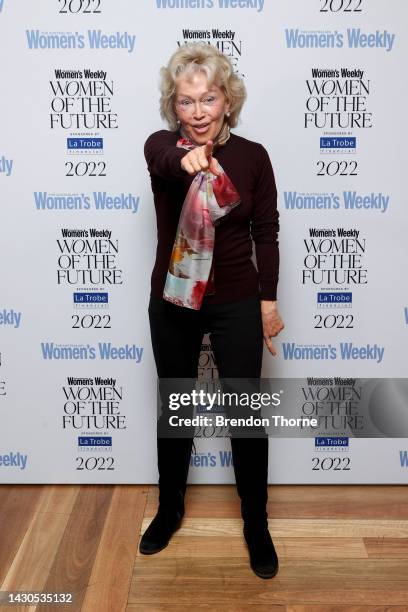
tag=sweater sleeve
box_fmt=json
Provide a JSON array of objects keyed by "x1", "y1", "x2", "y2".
[
  {"x1": 250, "y1": 145, "x2": 280, "y2": 301},
  {"x1": 144, "y1": 130, "x2": 189, "y2": 181}
]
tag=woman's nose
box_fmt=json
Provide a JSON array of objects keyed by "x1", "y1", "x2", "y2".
[{"x1": 192, "y1": 102, "x2": 205, "y2": 118}]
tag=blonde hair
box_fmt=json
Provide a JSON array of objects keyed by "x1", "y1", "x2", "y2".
[{"x1": 159, "y1": 42, "x2": 247, "y2": 131}]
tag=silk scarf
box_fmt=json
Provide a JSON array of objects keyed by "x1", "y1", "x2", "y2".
[{"x1": 163, "y1": 122, "x2": 241, "y2": 310}]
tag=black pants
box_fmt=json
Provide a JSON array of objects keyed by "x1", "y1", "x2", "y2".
[{"x1": 148, "y1": 293, "x2": 269, "y2": 525}]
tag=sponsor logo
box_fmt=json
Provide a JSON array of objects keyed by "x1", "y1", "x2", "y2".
[
  {"x1": 56, "y1": 227, "x2": 122, "y2": 285},
  {"x1": 55, "y1": 227, "x2": 124, "y2": 324},
  {"x1": 26, "y1": 30, "x2": 136, "y2": 52},
  {"x1": 74, "y1": 292, "x2": 108, "y2": 305},
  {"x1": 285, "y1": 29, "x2": 395, "y2": 52},
  {"x1": 303, "y1": 226, "x2": 367, "y2": 330},
  {"x1": 49, "y1": 68, "x2": 118, "y2": 175},
  {"x1": 41, "y1": 343, "x2": 143, "y2": 362},
  {"x1": 306, "y1": 68, "x2": 372, "y2": 132},
  {"x1": 0, "y1": 309, "x2": 22, "y2": 328},
  {"x1": 302, "y1": 227, "x2": 367, "y2": 285},
  {"x1": 78, "y1": 436, "x2": 112, "y2": 450},
  {"x1": 320, "y1": 137, "x2": 356, "y2": 150},
  {"x1": 282, "y1": 343, "x2": 384, "y2": 362},
  {"x1": 0, "y1": 452, "x2": 28, "y2": 470},
  {"x1": 67, "y1": 138, "x2": 103, "y2": 153},
  {"x1": 63, "y1": 377, "x2": 126, "y2": 431},
  {"x1": 34, "y1": 192, "x2": 139, "y2": 213},
  {"x1": 305, "y1": 67, "x2": 372, "y2": 161},
  {"x1": 315, "y1": 436, "x2": 350, "y2": 451},
  {"x1": 283, "y1": 192, "x2": 389, "y2": 213},
  {"x1": 317, "y1": 292, "x2": 352, "y2": 308}
]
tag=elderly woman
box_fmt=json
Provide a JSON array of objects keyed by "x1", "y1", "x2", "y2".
[{"x1": 139, "y1": 42, "x2": 284, "y2": 579}]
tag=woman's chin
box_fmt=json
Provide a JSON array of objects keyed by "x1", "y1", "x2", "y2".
[
  {"x1": 186, "y1": 126, "x2": 216, "y2": 144},
  {"x1": 191, "y1": 131, "x2": 210, "y2": 144}
]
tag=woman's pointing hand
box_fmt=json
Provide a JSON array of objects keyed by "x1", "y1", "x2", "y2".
[{"x1": 181, "y1": 140, "x2": 221, "y2": 177}]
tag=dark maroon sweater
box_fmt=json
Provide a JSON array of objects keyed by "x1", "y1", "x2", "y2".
[{"x1": 144, "y1": 128, "x2": 280, "y2": 304}]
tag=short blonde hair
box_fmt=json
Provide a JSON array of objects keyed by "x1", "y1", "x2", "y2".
[{"x1": 159, "y1": 43, "x2": 247, "y2": 131}]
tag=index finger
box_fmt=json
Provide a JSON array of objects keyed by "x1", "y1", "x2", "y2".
[
  {"x1": 265, "y1": 336, "x2": 278, "y2": 356},
  {"x1": 204, "y1": 140, "x2": 213, "y2": 158}
]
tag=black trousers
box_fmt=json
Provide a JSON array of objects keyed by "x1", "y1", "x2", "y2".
[{"x1": 148, "y1": 293, "x2": 269, "y2": 525}]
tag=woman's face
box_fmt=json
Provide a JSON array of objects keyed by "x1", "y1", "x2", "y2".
[{"x1": 174, "y1": 71, "x2": 230, "y2": 145}]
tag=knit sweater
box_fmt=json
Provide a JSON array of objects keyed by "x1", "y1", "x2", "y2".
[{"x1": 144, "y1": 128, "x2": 280, "y2": 304}]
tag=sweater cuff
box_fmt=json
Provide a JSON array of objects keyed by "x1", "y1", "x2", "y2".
[{"x1": 259, "y1": 287, "x2": 277, "y2": 301}]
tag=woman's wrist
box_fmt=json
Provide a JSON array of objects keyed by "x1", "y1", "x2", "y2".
[{"x1": 261, "y1": 299, "x2": 278, "y2": 311}]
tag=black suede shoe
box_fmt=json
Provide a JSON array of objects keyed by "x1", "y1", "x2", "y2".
[
  {"x1": 139, "y1": 507, "x2": 184, "y2": 555},
  {"x1": 243, "y1": 525, "x2": 279, "y2": 579}
]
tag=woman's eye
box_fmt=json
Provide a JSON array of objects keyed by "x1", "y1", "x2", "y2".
[{"x1": 203, "y1": 97, "x2": 215, "y2": 103}]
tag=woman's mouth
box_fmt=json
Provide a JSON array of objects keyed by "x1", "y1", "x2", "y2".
[{"x1": 192, "y1": 123, "x2": 210, "y2": 134}]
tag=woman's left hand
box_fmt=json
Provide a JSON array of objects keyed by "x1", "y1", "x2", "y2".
[{"x1": 260, "y1": 300, "x2": 285, "y2": 356}]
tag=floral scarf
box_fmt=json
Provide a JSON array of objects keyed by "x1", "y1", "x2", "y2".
[{"x1": 163, "y1": 122, "x2": 241, "y2": 310}]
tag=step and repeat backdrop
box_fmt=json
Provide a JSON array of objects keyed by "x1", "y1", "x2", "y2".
[{"x1": 0, "y1": 0, "x2": 407, "y2": 484}]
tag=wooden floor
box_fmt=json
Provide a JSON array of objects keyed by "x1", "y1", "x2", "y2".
[{"x1": 0, "y1": 484, "x2": 408, "y2": 611}]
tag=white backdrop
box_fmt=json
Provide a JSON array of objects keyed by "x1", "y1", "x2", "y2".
[{"x1": 0, "y1": 0, "x2": 407, "y2": 483}]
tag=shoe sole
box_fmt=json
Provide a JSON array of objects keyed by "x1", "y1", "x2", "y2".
[
  {"x1": 138, "y1": 518, "x2": 183, "y2": 555},
  {"x1": 251, "y1": 562, "x2": 279, "y2": 579}
]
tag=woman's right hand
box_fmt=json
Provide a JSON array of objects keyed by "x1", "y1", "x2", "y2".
[{"x1": 180, "y1": 140, "x2": 221, "y2": 176}]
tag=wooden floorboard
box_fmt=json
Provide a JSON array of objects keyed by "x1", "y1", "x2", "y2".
[
  {"x1": 0, "y1": 484, "x2": 407, "y2": 611},
  {"x1": 146, "y1": 484, "x2": 408, "y2": 519},
  {"x1": 0, "y1": 485, "x2": 45, "y2": 586}
]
